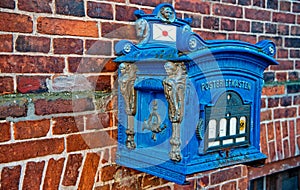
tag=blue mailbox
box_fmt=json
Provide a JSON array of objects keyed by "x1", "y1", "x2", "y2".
[{"x1": 114, "y1": 3, "x2": 278, "y2": 184}]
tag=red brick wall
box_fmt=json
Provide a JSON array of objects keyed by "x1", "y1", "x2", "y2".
[{"x1": 0, "y1": 0, "x2": 299, "y2": 189}]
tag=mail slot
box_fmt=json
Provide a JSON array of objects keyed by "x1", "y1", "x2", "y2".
[{"x1": 114, "y1": 3, "x2": 278, "y2": 184}]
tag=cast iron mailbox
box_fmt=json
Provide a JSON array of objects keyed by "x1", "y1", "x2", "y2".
[{"x1": 114, "y1": 3, "x2": 278, "y2": 184}]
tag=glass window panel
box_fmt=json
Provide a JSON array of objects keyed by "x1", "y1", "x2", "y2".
[
  {"x1": 230, "y1": 117, "x2": 237, "y2": 136},
  {"x1": 236, "y1": 137, "x2": 245, "y2": 143},
  {"x1": 223, "y1": 139, "x2": 233, "y2": 145},
  {"x1": 240, "y1": 116, "x2": 246, "y2": 134},
  {"x1": 219, "y1": 118, "x2": 227, "y2": 137},
  {"x1": 208, "y1": 141, "x2": 220, "y2": 147},
  {"x1": 208, "y1": 120, "x2": 217, "y2": 139}
]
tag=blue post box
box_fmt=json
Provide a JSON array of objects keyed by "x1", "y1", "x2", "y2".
[{"x1": 114, "y1": 3, "x2": 278, "y2": 184}]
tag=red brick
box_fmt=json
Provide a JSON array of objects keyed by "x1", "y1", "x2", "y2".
[
  {"x1": 274, "y1": 107, "x2": 297, "y2": 119},
  {"x1": 268, "y1": 97, "x2": 279, "y2": 108},
  {"x1": 239, "y1": 0, "x2": 251, "y2": 5},
  {"x1": 278, "y1": 24, "x2": 289, "y2": 35},
  {"x1": 56, "y1": 0, "x2": 84, "y2": 17},
  {"x1": 175, "y1": 0, "x2": 210, "y2": 14},
  {"x1": 66, "y1": 131, "x2": 116, "y2": 152},
  {"x1": 284, "y1": 38, "x2": 300, "y2": 48},
  {"x1": 259, "y1": 36, "x2": 283, "y2": 47},
  {"x1": 16, "y1": 35, "x2": 50, "y2": 53},
  {"x1": 245, "y1": 8, "x2": 271, "y2": 21},
  {"x1": 282, "y1": 121, "x2": 288, "y2": 137},
  {"x1": 289, "y1": 120, "x2": 296, "y2": 156},
  {"x1": 101, "y1": 164, "x2": 119, "y2": 182},
  {"x1": 0, "y1": 138, "x2": 64, "y2": 163},
  {"x1": 253, "y1": 0, "x2": 265, "y2": 7},
  {"x1": 296, "y1": 119, "x2": 300, "y2": 135},
  {"x1": 23, "y1": 161, "x2": 45, "y2": 190},
  {"x1": 273, "y1": 12, "x2": 296, "y2": 24},
  {"x1": 289, "y1": 71, "x2": 299, "y2": 81},
  {"x1": 268, "y1": 141, "x2": 276, "y2": 162},
  {"x1": 94, "y1": 185, "x2": 111, "y2": 190},
  {"x1": 267, "y1": 0, "x2": 278, "y2": 9},
  {"x1": 236, "y1": 20, "x2": 250, "y2": 32},
  {"x1": 43, "y1": 158, "x2": 65, "y2": 190},
  {"x1": 260, "y1": 110, "x2": 272, "y2": 121},
  {"x1": 78, "y1": 153, "x2": 100, "y2": 190},
  {"x1": 198, "y1": 31, "x2": 226, "y2": 40},
  {"x1": 85, "y1": 40, "x2": 112, "y2": 56},
  {"x1": 0, "y1": 0, "x2": 15, "y2": 9},
  {"x1": 0, "y1": 165, "x2": 21, "y2": 190},
  {"x1": 87, "y1": 2, "x2": 113, "y2": 19},
  {"x1": 221, "y1": 18, "x2": 235, "y2": 31},
  {"x1": 223, "y1": 0, "x2": 236, "y2": 4},
  {"x1": 213, "y1": 3, "x2": 242, "y2": 18},
  {"x1": 0, "y1": 76, "x2": 14, "y2": 94},
  {"x1": 0, "y1": 100, "x2": 28, "y2": 119},
  {"x1": 116, "y1": 5, "x2": 138, "y2": 22},
  {"x1": 221, "y1": 181, "x2": 236, "y2": 190},
  {"x1": 130, "y1": 0, "x2": 172, "y2": 7},
  {"x1": 86, "y1": 113, "x2": 112, "y2": 130},
  {"x1": 0, "y1": 122, "x2": 11, "y2": 142},
  {"x1": 54, "y1": 38, "x2": 83, "y2": 55},
  {"x1": 111, "y1": 147, "x2": 117, "y2": 163},
  {"x1": 277, "y1": 48, "x2": 288, "y2": 58},
  {"x1": 251, "y1": 22, "x2": 264, "y2": 33},
  {"x1": 101, "y1": 22, "x2": 136, "y2": 40},
  {"x1": 228, "y1": 33, "x2": 257, "y2": 44},
  {"x1": 0, "y1": 34, "x2": 13, "y2": 52},
  {"x1": 295, "y1": 95, "x2": 300, "y2": 106},
  {"x1": 19, "y1": 0, "x2": 52, "y2": 13},
  {"x1": 0, "y1": 55, "x2": 65, "y2": 73},
  {"x1": 261, "y1": 98, "x2": 266, "y2": 108},
  {"x1": 68, "y1": 57, "x2": 118, "y2": 73},
  {"x1": 276, "y1": 72, "x2": 287, "y2": 82},
  {"x1": 203, "y1": 16, "x2": 219, "y2": 30},
  {"x1": 13, "y1": 119, "x2": 50, "y2": 140},
  {"x1": 271, "y1": 60, "x2": 294, "y2": 71},
  {"x1": 291, "y1": 50, "x2": 300, "y2": 58},
  {"x1": 142, "y1": 175, "x2": 161, "y2": 189},
  {"x1": 283, "y1": 140, "x2": 290, "y2": 158},
  {"x1": 281, "y1": 96, "x2": 292, "y2": 107},
  {"x1": 260, "y1": 124, "x2": 268, "y2": 156},
  {"x1": 265, "y1": 23, "x2": 277, "y2": 34},
  {"x1": 275, "y1": 121, "x2": 283, "y2": 160},
  {"x1": 34, "y1": 98, "x2": 94, "y2": 115},
  {"x1": 184, "y1": 13, "x2": 202, "y2": 28},
  {"x1": 88, "y1": 75, "x2": 111, "y2": 92},
  {"x1": 238, "y1": 178, "x2": 248, "y2": 190},
  {"x1": 0, "y1": 12, "x2": 33, "y2": 33},
  {"x1": 211, "y1": 166, "x2": 242, "y2": 185},
  {"x1": 37, "y1": 17, "x2": 98, "y2": 37},
  {"x1": 291, "y1": 26, "x2": 300, "y2": 36},
  {"x1": 17, "y1": 76, "x2": 48, "y2": 93},
  {"x1": 52, "y1": 116, "x2": 84, "y2": 134},
  {"x1": 63, "y1": 154, "x2": 83, "y2": 186},
  {"x1": 262, "y1": 85, "x2": 285, "y2": 96},
  {"x1": 280, "y1": 1, "x2": 291, "y2": 11},
  {"x1": 293, "y1": 2, "x2": 300, "y2": 13},
  {"x1": 267, "y1": 122, "x2": 274, "y2": 141}
]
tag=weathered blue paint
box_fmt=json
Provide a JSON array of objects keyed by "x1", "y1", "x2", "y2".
[{"x1": 115, "y1": 3, "x2": 278, "y2": 184}]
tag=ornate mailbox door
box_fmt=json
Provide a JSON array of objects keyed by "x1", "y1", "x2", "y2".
[{"x1": 114, "y1": 3, "x2": 278, "y2": 184}]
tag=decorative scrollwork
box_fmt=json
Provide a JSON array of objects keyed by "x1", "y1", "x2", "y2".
[
  {"x1": 163, "y1": 62, "x2": 186, "y2": 123},
  {"x1": 142, "y1": 100, "x2": 167, "y2": 141},
  {"x1": 118, "y1": 63, "x2": 137, "y2": 116},
  {"x1": 118, "y1": 63, "x2": 138, "y2": 150},
  {"x1": 163, "y1": 62, "x2": 187, "y2": 162},
  {"x1": 135, "y1": 18, "x2": 150, "y2": 44}
]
